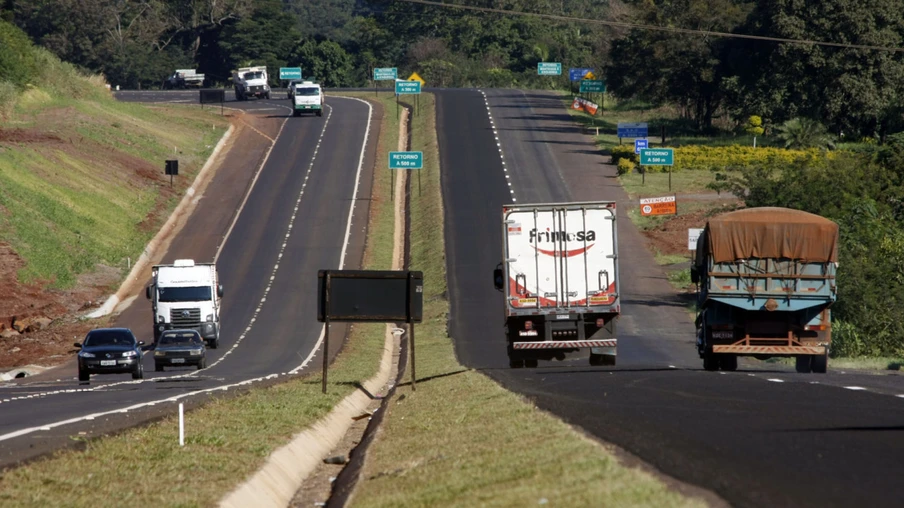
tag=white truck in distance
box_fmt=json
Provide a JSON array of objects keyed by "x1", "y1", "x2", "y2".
[
  {"x1": 493, "y1": 202, "x2": 620, "y2": 368},
  {"x1": 146, "y1": 259, "x2": 223, "y2": 348},
  {"x1": 163, "y1": 69, "x2": 205, "y2": 89},
  {"x1": 292, "y1": 81, "x2": 324, "y2": 117},
  {"x1": 232, "y1": 66, "x2": 270, "y2": 100}
]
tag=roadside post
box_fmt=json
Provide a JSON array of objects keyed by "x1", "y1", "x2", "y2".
[
  {"x1": 639, "y1": 148, "x2": 675, "y2": 190},
  {"x1": 165, "y1": 159, "x2": 178, "y2": 187},
  {"x1": 318, "y1": 270, "x2": 424, "y2": 394},
  {"x1": 389, "y1": 151, "x2": 424, "y2": 198}
]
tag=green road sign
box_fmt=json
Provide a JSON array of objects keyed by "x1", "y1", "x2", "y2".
[
  {"x1": 395, "y1": 80, "x2": 421, "y2": 94},
  {"x1": 579, "y1": 79, "x2": 606, "y2": 93},
  {"x1": 389, "y1": 151, "x2": 423, "y2": 169},
  {"x1": 279, "y1": 67, "x2": 302, "y2": 80},
  {"x1": 373, "y1": 67, "x2": 398, "y2": 80},
  {"x1": 537, "y1": 62, "x2": 562, "y2": 76},
  {"x1": 640, "y1": 148, "x2": 675, "y2": 166}
]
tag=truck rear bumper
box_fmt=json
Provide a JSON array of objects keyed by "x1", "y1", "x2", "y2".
[
  {"x1": 713, "y1": 345, "x2": 825, "y2": 355},
  {"x1": 513, "y1": 339, "x2": 617, "y2": 350}
]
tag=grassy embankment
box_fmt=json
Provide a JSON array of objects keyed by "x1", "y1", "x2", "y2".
[
  {"x1": 0, "y1": 92, "x2": 705, "y2": 506},
  {"x1": 0, "y1": 21, "x2": 229, "y2": 289}
]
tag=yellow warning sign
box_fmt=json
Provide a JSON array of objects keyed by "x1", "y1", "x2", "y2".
[
  {"x1": 407, "y1": 72, "x2": 426, "y2": 86},
  {"x1": 584, "y1": 71, "x2": 596, "y2": 79}
]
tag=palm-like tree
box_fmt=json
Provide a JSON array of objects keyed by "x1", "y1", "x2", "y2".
[{"x1": 774, "y1": 118, "x2": 836, "y2": 150}]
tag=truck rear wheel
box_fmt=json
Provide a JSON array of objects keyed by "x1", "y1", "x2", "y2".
[
  {"x1": 812, "y1": 353, "x2": 828, "y2": 373},
  {"x1": 703, "y1": 352, "x2": 719, "y2": 371},
  {"x1": 719, "y1": 354, "x2": 738, "y2": 371},
  {"x1": 795, "y1": 355, "x2": 813, "y2": 373}
]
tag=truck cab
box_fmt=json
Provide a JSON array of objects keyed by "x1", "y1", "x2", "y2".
[
  {"x1": 292, "y1": 81, "x2": 324, "y2": 117},
  {"x1": 146, "y1": 259, "x2": 223, "y2": 348},
  {"x1": 233, "y1": 66, "x2": 270, "y2": 101}
]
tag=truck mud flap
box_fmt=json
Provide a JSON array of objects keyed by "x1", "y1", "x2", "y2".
[{"x1": 513, "y1": 339, "x2": 617, "y2": 350}]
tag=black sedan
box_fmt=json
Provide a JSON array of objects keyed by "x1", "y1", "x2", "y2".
[
  {"x1": 76, "y1": 328, "x2": 145, "y2": 383},
  {"x1": 154, "y1": 330, "x2": 207, "y2": 371}
]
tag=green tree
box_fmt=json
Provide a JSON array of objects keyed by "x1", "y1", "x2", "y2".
[
  {"x1": 290, "y1": 40, "x2": 353, "y2": 87},
  {"x1": 774, "y1": 118, "x2": 835, "y2": 150},
  {"x1": 218, "y1": 0, "x2": 300, "y2": 85},
  {"x1": 724, "y1": 0, "x2": 904, "y2": 138},
  {"x1": 744, "y1": 115, "x2": 764, "y2": 147}
]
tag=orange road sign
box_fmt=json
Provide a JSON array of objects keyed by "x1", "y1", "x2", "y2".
[{"x1": 639, "y1": 195, "x2": 677, "y2": 216}]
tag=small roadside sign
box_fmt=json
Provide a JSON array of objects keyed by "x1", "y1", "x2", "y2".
[
  {"x1": 395, "y1": 80, "x2": 421, "y2": 94},
  {"x1": 569, "y1": 67, "x2": 594, "y2": 81},
  {"x1": 688, "y1": 228, "x2": 704, "y2": 250},
  {"x1": 640, "y1": 148, "x2": 675, "y2": 166},
  {"x1": 279, "y1": 67, "x2": 302, "y2": 80},
  {"x1": 407, "y1": 72, "x2": 425, "y2": 86},
  {"x1": 634, "y1": 139, "x2": 648, "y2": 154},
  {"x1": 537, "y1": 62, "x2": 562, "y2": 76},
  {"x1": 571, "y1": 97, "x2": 599, "y2": 115},
  {"x1": 579, "y1": 79, "x2": 606, "y2": 93},
  {"x1": 389, "y1": 151, "x2": 423, "y2": 169},
  {"x1": 373, "y1": 67, "x2": 398, "y2": 80},
  {"x1": 617, "y1": 122, "x2": 648, "y2": 138},
  {"x1": 640, "y1": 196, "x2": 677, "y2": 217}
]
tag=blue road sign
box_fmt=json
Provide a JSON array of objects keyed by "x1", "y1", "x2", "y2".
[
  {"x1": 395, "y1": 81, "x2": 421, "y2": 94},
  {"x1": 634, "y1": 139, "x2": 649, "y2": 154},
  {"x1": 279, "y1": 67, "x2": 302, "y2": 80},
  {"x1": 618, "y1": 122, "x2": 648, "y2": 139},
  {"x1": 389, "y1": 151, "x2": 423, "y2": 169},
  {"x1": 569, "y1": 67, "x2": 594, "y2": 82}
]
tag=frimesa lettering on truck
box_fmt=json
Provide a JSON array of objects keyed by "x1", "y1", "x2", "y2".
[{"x1": 528, "y1": 228, "x2": 596, "y2": 243}]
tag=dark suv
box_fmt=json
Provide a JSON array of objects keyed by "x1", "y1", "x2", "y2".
[{"x1": 75, "y1": 328, "x2": 145, "y2": 383}]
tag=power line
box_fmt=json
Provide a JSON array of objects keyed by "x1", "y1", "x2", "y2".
[{"x1": 393, "y1": 0, "x2": 904, "y2": 53}]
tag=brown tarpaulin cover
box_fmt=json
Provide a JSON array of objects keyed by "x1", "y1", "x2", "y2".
[{"x1": 701, "y1": 207, "x2": 838, "y2": 264}]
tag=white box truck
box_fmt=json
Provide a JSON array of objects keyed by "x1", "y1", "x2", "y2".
[
  {"x1": 232, "y1": 66, "x2": 270, "y2": 100},
  {"x1": 493, "y1": 201, "x2": 620, "y2": 368},
  {"x1": 146, "y1": 259, "x2": 223, "y2": 348},
  {"x1": 291, "y1": 81, "x2": 324, "y2": 117}
]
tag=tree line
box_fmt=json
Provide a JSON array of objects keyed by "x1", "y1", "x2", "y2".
[{"x1": 2, "y1": 0, "x2": 902, "y2": 139}]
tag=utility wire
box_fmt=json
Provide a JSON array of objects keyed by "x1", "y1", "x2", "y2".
[{"x1": 393, "y1": 0, "x2": 904, "y2": 53}]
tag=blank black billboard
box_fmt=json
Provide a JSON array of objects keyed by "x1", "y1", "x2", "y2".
[
  {"x1": 317, "y1": 270, "x2": 423, "y2": 323},
  {"x1": 199, "y1": 89, "x2": 225, "y2": 104}
]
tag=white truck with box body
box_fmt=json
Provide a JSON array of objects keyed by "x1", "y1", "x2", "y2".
[
  {"x1": 146, "y1": 259, "x2": 223, "y2": 348},
  {"x1": 493, "y1": 201, "x2": 620, "y2": 368},
  {"x1": 292, "y1": 81, "x2": 324, "y2": 116},
  {"x1": 232, "y1": 66, "x2": 270, "y2": 100}
]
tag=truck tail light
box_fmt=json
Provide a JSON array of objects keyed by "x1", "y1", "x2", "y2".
[
  {"x1": 596, "y1": 318, "x2": 605, "y2": 328},
  {"x1": 804, "y1": 325, "x2": 826, "y2": 331},
  {"x1": 524, "y1": 320, "x2": 533, "y2": 331}
]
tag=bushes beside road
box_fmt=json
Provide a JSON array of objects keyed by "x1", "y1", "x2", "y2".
[{"x1": 612, "y1": 143, "x2": 836, "y2": 174}]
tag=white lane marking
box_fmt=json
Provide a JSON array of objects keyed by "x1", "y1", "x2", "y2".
[
  {"x1": 896, "y1": 394, "x2": 904, "y2": 398},
  {"x1": 479, "y1": 89, "x2": 514, "y2": 203},
  {"x1": 844, "y1": 386, "x2": 867, "y2": 391},
  {"x1": 289, "y1": 95, "x2": 372, "y2": 375},
  {"x1": 767, "y1": 378, "x2": 784, "y2": 383}
]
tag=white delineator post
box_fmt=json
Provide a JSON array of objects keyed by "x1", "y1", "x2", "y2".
[{"x1": 179, "y1": 403, "x2": 185, "y2": 446}]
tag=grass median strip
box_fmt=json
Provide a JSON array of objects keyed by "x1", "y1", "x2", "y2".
[{"x1": 347, "y1": 93, "x2": 705, "y2": 506}]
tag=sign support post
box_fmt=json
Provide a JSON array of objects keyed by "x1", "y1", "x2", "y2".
[
  {"x1": 407, "y1": 271, "x2": 417, "y2": 391},
  {"x1": 322, "y1": 271, "x2": 331, "y2": 394}
]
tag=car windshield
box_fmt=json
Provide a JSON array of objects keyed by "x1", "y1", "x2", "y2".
[
  {"x1": 243, "y1": 72, "x2": 263, "y2": 80},
  {"x1": 159, "y1": 332, "x2": 202, "y2": 346},
  {"x1": 158, "y1": 286, "x2": 211, "y2": 302},
  {"x1": 296, "y1": 87, "x2": 320, "y2": 96},
  {"x1": 85, "y1": 331, "x2": 136, "y2": 347}
]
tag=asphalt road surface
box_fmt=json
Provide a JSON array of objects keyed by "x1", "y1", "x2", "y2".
[
  {"x1": 437, "y1": 88, "x2": 904, "y2": 508},
  {"x1": 0, "y1": 90, "x2": 378, "y2": 467}
]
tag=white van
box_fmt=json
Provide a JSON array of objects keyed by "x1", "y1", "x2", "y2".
[{"x1": 292, "y1": 81, "x2": 324, "y2": 117}]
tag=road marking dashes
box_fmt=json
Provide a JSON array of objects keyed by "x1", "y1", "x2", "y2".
[{"x1": 479, "y1": 89, "x2": 516, "y2": 203}]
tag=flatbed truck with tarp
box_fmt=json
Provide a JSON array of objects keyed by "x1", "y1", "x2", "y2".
[{"x1": 691, "y1": 207, "x2": 839, "y2": 373}]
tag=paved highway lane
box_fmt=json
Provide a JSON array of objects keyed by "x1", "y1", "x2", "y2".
[
  {"x1": 439, "y1": 88, "x2": 904, "y2": 507},
  {"x1": 0, "y1": 91, "x2": 376, "y2": 466}
]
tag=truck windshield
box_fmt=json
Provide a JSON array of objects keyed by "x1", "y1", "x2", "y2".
[
  {"x1": 296, "y1": 87, "x2": 320, "y2": 96},
  {"x1": 158, "y1": 286, "x2": 212, "y2": 302},
  {"x1": 243, "y1": 72, "x2": 263, "y2": 80}
]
